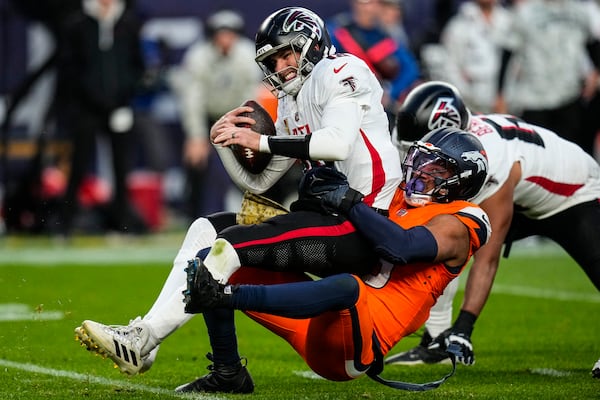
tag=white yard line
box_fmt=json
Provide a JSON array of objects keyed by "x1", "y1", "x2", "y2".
[
  {"x1": 0, "y1": 359, "x2": 218, "y2": 399},
  {"x1": 530, "y1": 368, "x2": 573, "y2": 377},
  {"x1": 490, "y1": 284, "x2": 600, "y2": 303},
  {"x1": 0, "y1": 246, "x2": 177, "y2": 268},
  {"x1": 0, "y1": 246, "x2": 176, "y2": 265},
  {"x1": 0, "y1": 303, "x2": 63, "y2": 321},
  {"x1": 292, "y1": 370, "x2": 325, "y2": 380},
  {"x1": 0, "y1": 233, "x2": 182, "y2": 265}
]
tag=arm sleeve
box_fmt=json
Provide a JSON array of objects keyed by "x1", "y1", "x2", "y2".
[
  {"x1": 347, "y1": 202, "x2": 438, "y2": 264},
  {"x1": 266, "y1": 100, "x2": 364, "y2": 161},
  {"x1": 215, "y1": 144, "x2": 296, "y2": 194}
]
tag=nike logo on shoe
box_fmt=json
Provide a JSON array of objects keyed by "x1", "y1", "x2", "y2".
[{"x1": 333, "y1": 63, "x2": 348, "y2": 74}]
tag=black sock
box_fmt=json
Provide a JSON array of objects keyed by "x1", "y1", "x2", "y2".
[{"x1": 202, "y1": 308, "x2": 241, "y2": 367}]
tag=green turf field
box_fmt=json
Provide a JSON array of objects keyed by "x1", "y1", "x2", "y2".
[{"x1": 0, "y1": 235, "x2": 598, "y2": 399}]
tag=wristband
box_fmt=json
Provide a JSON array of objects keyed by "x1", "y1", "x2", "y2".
[{"x1": 453, "y1": 310, "x2": 477, "y2": 337}]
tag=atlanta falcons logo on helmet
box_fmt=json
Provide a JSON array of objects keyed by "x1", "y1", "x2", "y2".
[
  {"x1": 282, "y1": 9, "x2": 322, "y2": 39},
  {"x1": 428, "y1": 97, "x2": 464, "y2": 130}
]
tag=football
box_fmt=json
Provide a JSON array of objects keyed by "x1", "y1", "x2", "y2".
[{"x1": 231, "y1": 99, "x2": 276, "y2": 174}]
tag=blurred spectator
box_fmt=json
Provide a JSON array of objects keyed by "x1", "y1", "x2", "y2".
[
  {"x1": 379, "y1": 0, "x2": 409, "y2": 48},
  {"x1": 495, "y1": 0, "x2": 600, "y2": 153},
  {"x1": 409, "y1": 0, "x2": 459, "y2": 63},
  {"x1": 55, "y1": 0, "x2": 148, "y2": 234},
  {"x1": 326, "y1": 0, "x2": 421, "y2": 124},
  {"x1": 131, "y1": 36, "x2": 173, "y2": 174},
  {"x1": 126, "y1": 35, "x2": 179, "y2": 231},
  {"x1": 171, "y1": 8, "x2": 262, "y2": 219},
  {"x1": 435, "y1": 0, "x2": 512, "y2": 114},
  {"x1": 2, "y1": 1, "x2": 80, "y2": 234}
]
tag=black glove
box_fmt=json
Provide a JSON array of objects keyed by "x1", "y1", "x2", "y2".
[
  {"x1": 298, "y1": 167, "x2": 363, "y2": 214},
  {"x1": 298, "y1": 167, "x2": 348, "y2": 197},
  {"x1": 428, "y1": 328, "x2": 475, "y2": 366}
]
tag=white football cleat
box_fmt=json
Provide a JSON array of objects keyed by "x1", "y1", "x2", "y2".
[
  {"x1": 75, "y1": 318, "x2": 158, "y2": 375},
  {"x1": 592, "y1": 357, "x2": 600, "y2": 379}
]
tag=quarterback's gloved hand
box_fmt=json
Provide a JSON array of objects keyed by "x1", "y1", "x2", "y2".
[
  {"x1": 298, "y1": 167, "x2": 364, "y2": 213},
  {"x1": 429, "y1": 329, "x2": 475, "y2": 366}
]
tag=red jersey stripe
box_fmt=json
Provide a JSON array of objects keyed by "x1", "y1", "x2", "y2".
[
  {"x1": 234, "y1": 220, "x2": 356, "y2": 248},
  {"x1": 360, "y1": 129, "x2": 386, "y2": 206},
  {"x1": 525, "y1": 176, "x2": 584, "y2": 196}
]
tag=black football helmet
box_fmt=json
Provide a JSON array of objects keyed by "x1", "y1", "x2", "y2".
[
  {"x1": 396, "y1": 81, "x2": 471, "y2": 143},
  {"x1": 255, "y1": 7, "x2": 335, "y2": 96},
  {"x1": 402, "y1": 127, "x2": 488, "y2": 207}
]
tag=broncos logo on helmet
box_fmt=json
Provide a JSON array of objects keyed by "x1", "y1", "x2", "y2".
[
  {"x1": 461, "y1": 150, "x2": 488, "y2": 175},
  {"x1": 428, "y1": 97, "x2": 465, "y2": 131},
  {"x1": 282, "y1": 9, "x2": 322, "y2": 39}
]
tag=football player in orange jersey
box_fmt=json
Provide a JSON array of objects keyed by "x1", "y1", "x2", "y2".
[
  {"x1": 181, "y1": 127, "x2": 491, "y2": 392},
  {"x1": 385, "y1": 81, "x2": 600, "y2": 375}
]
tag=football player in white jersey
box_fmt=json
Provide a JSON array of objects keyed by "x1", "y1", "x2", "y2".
[
  {"x1": 385, "y1": 81, "x2": 600, "y2": 375},
  {"x1": 74, "y1": 7, "x2": 403, "y2": 394}
]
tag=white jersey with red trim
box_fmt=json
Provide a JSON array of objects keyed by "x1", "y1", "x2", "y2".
[
  {"x1": 469, "y1": 114, "x2": 600, "y2": 219},
  {"x1": 275, "y1": 52, "x2": 402, "y2": 209}
]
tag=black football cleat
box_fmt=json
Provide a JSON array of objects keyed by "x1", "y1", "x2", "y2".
[
  {"x1": 175, "y1": 353, "x2": 254, "y2": 394},
  {"x1": 183, "y1": 257, "x2": 235, "y2": 313},
  {"x1": 592, "y1": 357, "x2": 600, "y2": 379},
  {"x1": 384, "y1": 329, "x2": 451, "y2": 365}
]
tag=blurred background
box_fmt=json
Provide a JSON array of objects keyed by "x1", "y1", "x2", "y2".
[{"x1": 1, "y1": 0, "x2": 598, "y2": 237}]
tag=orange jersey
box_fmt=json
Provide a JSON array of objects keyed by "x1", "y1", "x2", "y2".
[
  {"x1": 364, "y1": 188, "x2": 491, "y2": 354},
  {"x1": 236, "y1": 189, "x2": 490, "y2": 381}
]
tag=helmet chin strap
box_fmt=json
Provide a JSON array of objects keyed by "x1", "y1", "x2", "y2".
[{"x1": 404, "y1": 178, "x2": 433, "y2": 207}]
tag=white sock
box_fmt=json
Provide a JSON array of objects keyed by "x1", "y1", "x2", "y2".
[
  {"x1": 425, "y1": 277, "x2": 459, "y2": 338},
  {"x1": 142, "y1": 217, "x2": 218, "y2": 342},
  {"x1": 203, "y1": 238, "x2": 241, "y2": 284},
  {"x1": 141, "y1": 286, "x2": 192, "y2": 347}
]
